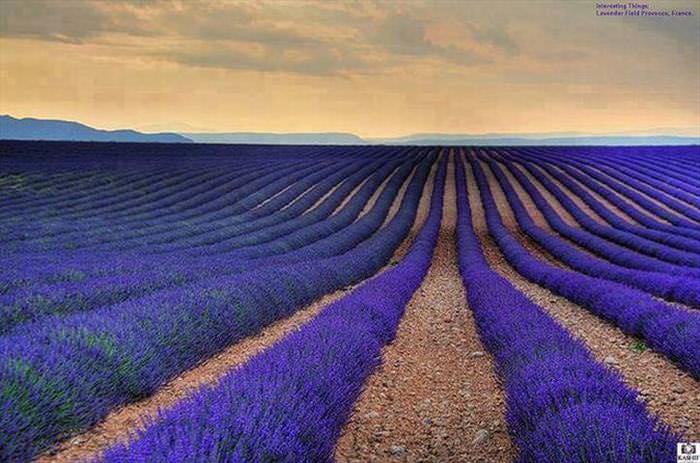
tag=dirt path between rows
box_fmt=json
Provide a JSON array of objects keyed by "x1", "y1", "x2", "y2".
[
  {"x1": 336, "y1": 153, "x2": 515, "y2": 463},
  {"x1": 36, "y1": 157, "x2": 439, "y2": 463},
  {"x1": 480, "y1": 149, "x2": 580, "y2": 228},
  {"x1": 464, "y1": 153, "x2": 699, "y2": 438},
  {"x1": 480, "y1": 156, "x2": 697, "y2": 312},
  {"x1": 565, "y1": 163, "x2": 676, "y2": 225},
  {"x1": 544, "y1": 163, "x2": 644, "y2": 225},
  {"x1": 522, "y1": 161, "x2": 610, "y2": 225},
  {"x1": 584, "y1": 164, "x2": 698, "y2": 219}
]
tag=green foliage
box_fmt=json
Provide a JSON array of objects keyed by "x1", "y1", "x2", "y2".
[{"x1": 630, "y1": 340, "x2": 648, "y2": 353}]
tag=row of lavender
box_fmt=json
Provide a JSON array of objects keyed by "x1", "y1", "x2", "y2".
[
  {"x1": 468, "y1": 149, "x2": 700, "y2": 377},
  {"x1": 1, "y1": 143, "x2": 697, "y2": 462},
  {"x1": 94, "y1": 151, "x2": 688, "y2": 462},
  {"x1": 98, "y1": 152, "x2": 449, "y2": 463},
  {"x1": 96, "y1": 146, "x2": 696, "y2": 461},
  {"x1": 0, "y1": 156, "x2": 413, "y2": 333},
  {"x1": 454, "y1": 154, "x2": 680, "y2": 461},
  {"x1": 0, "y1": 143, "x2": 437, "y2": 461}
]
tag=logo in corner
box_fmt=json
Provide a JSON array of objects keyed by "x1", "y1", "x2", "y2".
[{"x1": 679, "y1": 443, "x2": 700, "y2": 462}]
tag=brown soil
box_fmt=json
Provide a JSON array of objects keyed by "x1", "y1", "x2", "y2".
[
  {"x1": 524, "y1": 162, "x2": 610, "y2": 225},
  {"x1": 480, "y1": 149, "x2": 578, "y2": 228},
  {"x1": 282, "y1": 182, "x2": 325, "y2": 212},
  {"x1": 567, "y1": 163, "x2": 674, "y2": 225},
  {"x1": 381, "y1": 162, "x2": 421, "y2": 227},
  {"x1": 336, "y1": 152, "x2": 515, "y2": 463},
  {"x1": 585, "y1": 164, "x2": 695, "y2": 220},
  {"x1": 390, "y1": 152, "x2": 441, "y2": 260},
  {"x1": 473, "y1": 156, "x2": 570, "y2": 269},
  {"x1": 464, "y1": 154, "x2": 700, "y2": 438},
  {"x1": 545, "y1": 163, "x2": 643, "y2": 226},
  {"x1": 256, "y1": 182, "x2": 301, "y2": 210},
  {"x1": 362, "y1": 163, "x2": 408, "y2": 218},
  {"x1": 36, "y1": 156, "x2": 440, "y2": 463},
  {"x1": 481, "y1": 156, "x2": 696, "y2": 313},
  {"x1": 333, "y1": 169, "x2": 377, "y2": 212}
]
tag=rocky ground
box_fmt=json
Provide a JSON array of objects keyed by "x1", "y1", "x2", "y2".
[
  {"x1": 37, "y1": 150, "x2": 440, "y2": 463},
  {"x1": 336, "y1": 158, "x2": 515, "y2": 462},
  {"x1": 36, "y1": 151, "x2": 699, "y2": 462},
  {"x1": 466, "y1": 154, "x2": 699, "y2": 437}
]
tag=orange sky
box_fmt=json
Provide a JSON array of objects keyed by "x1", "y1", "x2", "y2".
[{"x1": 1, "y1": 0, "x2": 698, "y2": 137}]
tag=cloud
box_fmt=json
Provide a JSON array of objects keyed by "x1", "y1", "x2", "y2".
[
  {"x1": 370, "y1": 14, "x2": 489, "y2": 66},
  {"x1": 0, "y1": 1, "x2": 493, "y2": 73},
  {"x1": 535, "y1": 49, "x2": 589, "y2": 62},
  {"x1": 1, "y1": 0, "x2": 695, "y2": 81},
  {"x1": 150, "y1": 3, "x2": 372, "y2": 75},
  {"x1": 466, "y1": 24, "x2": 519, "y2": 55},
  {"x1": 0, "y1": 0, "x2": 148, "y2": 43},
  {"x1": 157, "y1": 42, "x2": 371, "y2": 76},
  {"x1": 0, "y1": 0, "x2": 369, "y2": 75},
  {"x1": 157, "y1": 3, "x2": 322, "y2": 46}
]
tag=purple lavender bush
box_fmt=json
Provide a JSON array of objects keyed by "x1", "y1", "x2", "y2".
[
  {"x1": 467, "y1": 153, "x2": 700, "y2": 378},
  {"x1": 99, "y1": 154, "x2": 447, "y2": 463},
  {"x1": 454, "y1": 154, "x2": 679, "y2": 463}
]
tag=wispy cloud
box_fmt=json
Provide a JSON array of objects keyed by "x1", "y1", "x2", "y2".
[
  {"x1": 156, "y1": 42, "x2": 372, "y2": 76},
  {"x1": 369, "y1": 14, "x2": 489, "y2": 66},
  {"x1": 465, "y1": 24, "x2": 519, "y2": 56},
  {"x1": 0, "y1": 0, "x2": 150, "y2": 43},
  {"x1": 0, "y1": 0, "x2": 510, "y2": 75},
  {"x1": 1, "y1": 0, "x2": 697, "y2": 136}
]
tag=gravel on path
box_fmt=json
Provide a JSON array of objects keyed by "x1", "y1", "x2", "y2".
[
  {"x1": 336, "y1": 154, "x2": 515, "y2": 463},
  {"x1": 464, "y1": 154, "x2": 700, "y2": 438},
  {"x1": 36, "y1": 158, "x2": 439, "y2": 463}
]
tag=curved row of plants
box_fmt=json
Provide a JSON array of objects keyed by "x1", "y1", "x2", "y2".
[
  {"x1": 570, "y1": 148, "x2": 700, "y2": 220},
  {"x1": 0, "y1": 154, "x2": 409, "y2": 291},
  {"x1": 0, "y1": 151, "x2": 438, "y2": 462},
  {"x1": 98, "y1": 154, "x2": 447, "y2": 463},
  {"x1": 0, "y1": 160, "x2": 275, "y2": 235},
  {"x1": 541, "y1": 145, "x2": 700, "y2": 200},
  {"x1": 466, "y1": 152, "x2": 700, "y2": 377},
  {"x1": 479, "y1": 154, "x2": 700, "y2": 278},
  {"x1": 496, "y1": 149, "x2": 700, "y2": 255},
  {"x1": 454, "y1": 154, "x2": 678, "y2": 462},
  {"x1": 588, "y1": 148, "x2": 700, "y2": 196},
  {"x1": 0, "y1": 156, "x2": 414, "y2": 294},
  {"x1": 0, "y1": 143, "x2": 339, "y2": 216},
  {"x1": 3, "y1": 159, "x2": 327, "y2": 250},
  {"x1": 0, "y1": 145, "x2": 389, "y2": 245},
  {"x1": 490, "y1": 150, "x2": 700, "y2": 266},
  {"x1": 476, "y1": 155, "x2": 700, "y2": 307},
  {"x1": 0, "y1": 157, "x2": 415, "y2": 333},
  {"x1": 505, "y1": 148, "x2": 700, "y2": 241},
  {"x1": 518, "y1": 147, "x2": 700, "y2": 232}
]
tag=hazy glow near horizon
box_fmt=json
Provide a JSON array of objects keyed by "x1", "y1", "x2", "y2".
[{"x1": 0, "y1": 0, "x2": 698, "y2": 137}]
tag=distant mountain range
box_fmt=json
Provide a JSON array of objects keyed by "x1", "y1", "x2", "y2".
[
  {"x1": 1, "y1": 115, "x2": 698, "y2": 145},
  {"x1": 0, "y1": 115, "x2": 191, "y2": 143},
  {"x1": 183, "y1": 132, "x2": 364, "y2": 145},
  {"x1": 368, "y1": 134, "x2": 700, "y2": 146}
]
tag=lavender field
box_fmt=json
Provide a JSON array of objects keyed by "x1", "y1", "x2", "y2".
[{"x1": 0, "y1": 141, "x2": 698, "y2": 462}]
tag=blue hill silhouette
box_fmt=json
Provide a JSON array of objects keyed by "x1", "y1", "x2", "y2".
[
  {"x1": 2, "y1": 115, "x2": 697, "y2": 145},
  {"x1": 0, "y1": 115, "x2": 192, "y2": 143},
  {"x1": 183, "y1": 132, "x2": 364, "y2": 145}
]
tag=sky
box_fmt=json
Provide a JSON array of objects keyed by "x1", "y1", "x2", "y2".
[{"x1": 0, "y1": 0, "x2": 698, "y2": 137}]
